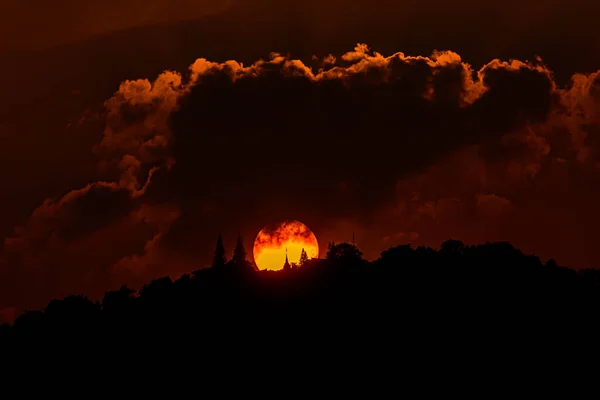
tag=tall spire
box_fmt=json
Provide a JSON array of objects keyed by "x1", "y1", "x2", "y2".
[{"x1": 283, "y1": 248, "x2": 291, "y2": 270}]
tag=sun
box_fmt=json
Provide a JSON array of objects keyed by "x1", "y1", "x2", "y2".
[{"x1": 253, "y1": 221, "x2": 319, "y2": 271}]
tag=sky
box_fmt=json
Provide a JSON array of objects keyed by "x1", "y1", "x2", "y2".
[{"x1": 1, "y1": 0, "x2": 600, "y2": 322}]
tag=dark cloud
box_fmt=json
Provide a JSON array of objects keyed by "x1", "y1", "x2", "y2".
[
  {"x1": 0, "y1": 167, "x2": 178, "y2": 313},
  {"x1": 159, "y1": 46, "x2": 558, "y2": 247},
  {"x1": 10, "y1": 183, "x2": 133, "y2": 243},
  {"x1": 475, "y1": 194, "x2": 513, "y2": 219},
  {"x1": 89, "y1": 44, "x2": 594, "y2": 265},
  {"x1": 2, "y1": 42, "x2": 600, "y2": 322}
]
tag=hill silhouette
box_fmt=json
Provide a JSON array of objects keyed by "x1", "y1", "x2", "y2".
[{"x1": 2, "y1": 237, "x2": 599, "y2": 363}]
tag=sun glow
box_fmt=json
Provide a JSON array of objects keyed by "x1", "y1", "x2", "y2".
[{"x1": 253, "y1": 221, "x2": 319, "y2": 271}]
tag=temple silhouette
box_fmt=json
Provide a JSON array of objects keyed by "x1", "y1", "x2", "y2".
[{"x1": 283, "y1": 248, "x2": 291, "y2": 270}]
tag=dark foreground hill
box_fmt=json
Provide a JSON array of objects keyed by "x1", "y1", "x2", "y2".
[{"x1": 2, "y1": 240, "x2": 600, "y2": 369}]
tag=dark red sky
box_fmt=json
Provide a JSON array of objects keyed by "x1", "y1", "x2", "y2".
[{"x1": 1, "y1": 0, "x2": 600, "y2": 323}]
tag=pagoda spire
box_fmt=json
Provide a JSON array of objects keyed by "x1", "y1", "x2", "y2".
[{"x1": 283, "y1": 248, "x2": 291, "y2": 270}]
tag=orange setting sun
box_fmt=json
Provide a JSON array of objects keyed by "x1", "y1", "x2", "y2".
[{"x1": 253, "y1": 221, "x2": 319, "y2": 271}]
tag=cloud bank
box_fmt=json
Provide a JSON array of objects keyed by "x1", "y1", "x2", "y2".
[{"x1": 1, "y1": 43, "x2": 600, "y2": 322}]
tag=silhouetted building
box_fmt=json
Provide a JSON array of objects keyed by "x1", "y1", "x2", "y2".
[{"x1": 283, "y1": 249, "x2": 291, "y2": 270}]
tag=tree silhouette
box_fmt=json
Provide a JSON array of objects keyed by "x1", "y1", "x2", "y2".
[
  {"x1": 102, "y1": 285, "x2": 135, "y2": 313},
  {"x1": 299, "y1": 248, "x2": 308, "y2": 266},
  {"x1": 440, "y1": 239, "x2": 465, "y2": 254},
  {"x1": 1, "y1": 236, "x2": 598, "y2": 361},
  {"x1": 212, "y1": 234, "x2": 227, "y2": 268},
  {"x1": 326, "y1": 242, "x2": 363, "y2": 261},
  {"x1": 232, "y1": 235, "x2": 247, "y2": 265},
  {"x1": 377, "y1": 244, "x2": 414, "y2": 266},
  {"x1": 11, "y1": 310, "x2": 44, "y2": 338},
  {"x1": 327, "y1": 241, "x2": 335, "y2": 252},
  {"x1": 0, "y1": 324, "x2": 9, "y2": 339},
  {"x1": 44, "y1": 295, "x2": 100, "y2": 336}
]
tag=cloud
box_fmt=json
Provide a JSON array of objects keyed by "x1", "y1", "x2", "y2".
[
  {"x1": 1, "y1": 129, "x2": 179, "y2": 314},
  {"x1": 96, "y1": 71, "x2": 183, "y2": 182},
  {"x1": 111, "y1": 203, "x2": 182, "y2": 278},
  {"x1": 557, "y1": 71, "x2": 600, "y2": 163},
  {"x1": 3, "y1": 43, "x2": 600, "y2": 321},
  {"x1": 4, "y1": 182, "x2": 134, "y2": 248},
  {"x1": 475, "y1": 194, "x2": 513, "y2": 219},
  {"x1": 164, "y1": 44, "x2": 557, "y2": 213}
]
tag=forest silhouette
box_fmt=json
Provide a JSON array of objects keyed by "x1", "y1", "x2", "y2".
[{"x1": 2, "y1": 236, "x2": 600, "y2": 356}]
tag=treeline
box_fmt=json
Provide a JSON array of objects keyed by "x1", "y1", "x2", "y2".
[{"x1": 2, "y1": 238, "x2": 600, "y2": 350}]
